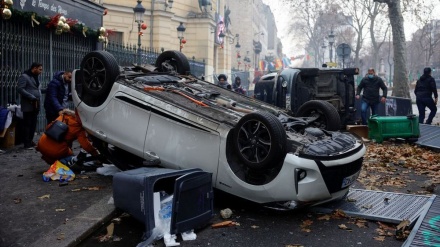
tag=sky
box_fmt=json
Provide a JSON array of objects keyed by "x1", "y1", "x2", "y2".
[{"x1": 262, "y1": 0, "x2": 440, "y2": 58}]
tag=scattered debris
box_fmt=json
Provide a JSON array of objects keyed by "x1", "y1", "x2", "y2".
[
  {"x1": 300, "y1": 219, "x2": 313, "y2": 232},
  {"x1": 38, "y1": 194, "x2": 50, "y2": 200},
  {"x1": 98, "y1": 223, "x2": 115, "y2": 242},
  {"x1": 395, "y1": 219, "x2": 411, "y2": 240},
  {"x1": 338, "y1": 224, "x2": 352, "y2": 231},
  {"x1": 220, "y1": 208, "x2": 233, "y2": 219},
  {"x1": 13, "y1": 198, "x2": 21, "y2": 204},
  {"x1": 55, "y1": 208, "x2": 66, "y2": 212},
  {"x1": 211, "y1": 221, "x2": 237, "y2": 228},
  {"x1": 56, "y1": 233, "x2": 65, "y2": 240}
]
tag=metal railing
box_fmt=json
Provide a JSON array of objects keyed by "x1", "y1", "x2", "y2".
[{"x1": 1, "y1": 20, "x2": 206, "y2": 134}]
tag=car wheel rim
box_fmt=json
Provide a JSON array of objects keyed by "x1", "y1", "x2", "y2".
[
  {"x1": 237, "y1": 119, "x2": 271, "y2": 164},
  {"x1": 160, "y1": 59, "x2": 178, "y2": 73},
  {"x1": 307, "y1": 111, "x2": 327, "y2": 129},
  {"x1": 82, "y1": 57, "x2": 106, "y2": 92}
]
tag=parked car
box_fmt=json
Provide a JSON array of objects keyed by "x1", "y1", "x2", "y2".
[
  {"x1": 254, "y1": 67, "x2": 359, "y2": 130},
  {"x1": 72, "y1": 50, "x2": 366, "y2": 209}
]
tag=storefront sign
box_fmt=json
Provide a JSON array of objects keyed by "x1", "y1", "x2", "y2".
[{"x1": 12, "y1": 0, "x2": 103, "y2": 29}]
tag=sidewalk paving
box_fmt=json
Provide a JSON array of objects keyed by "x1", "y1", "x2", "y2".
[{"x1": 0, "y1": 142, "x2": 116, "y2": 247}]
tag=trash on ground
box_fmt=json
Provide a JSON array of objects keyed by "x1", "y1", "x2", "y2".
[
  {"x1": 220, "y1": 208, "x2": 233, "y2": 219},
  {"x1": 96, "y1": 164, "x2": 121, "y2": 176},
  {"x1": 42, "y1": 160, "x2": 75, "y2": 182},
  {"x1": 181, "y1": 230, "x2": 196, "y2": 241},
  {"x1": 211, "y1": 220, "x2": 237, "y2": 228},
  {"x1": 37, "y1": 194, "x2": 50, "y2": 200}
]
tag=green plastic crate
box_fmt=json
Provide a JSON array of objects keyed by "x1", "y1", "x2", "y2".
[{"x1": 368, "y1": 115, "x2": 420, "y2": 143}]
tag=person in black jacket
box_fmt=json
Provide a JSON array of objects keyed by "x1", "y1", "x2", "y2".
[
  {"x1": 44, "y1": 69, "x2": 72, "y2": 124},
  {"x1": 17, "y1": 62, "x2": 43, "y2": 149},
  {"x1": 414, "y1": 67, "x2": 438, "y2": 124},
  {"x1": 355, "y1": 68, "x2": 388, "y2": 125}
]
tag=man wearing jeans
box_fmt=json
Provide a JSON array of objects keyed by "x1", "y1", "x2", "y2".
[
  {"x1": 414, "y1": 67, "x2": 438, "y2": 124},
  {"x1": 355, "y1": 68, "x2": 388, "y2": 125},
  {"x1": 17, "y1": 62, "x2": 43, "y2": 149}
]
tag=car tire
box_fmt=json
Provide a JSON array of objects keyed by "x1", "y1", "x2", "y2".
[
  {"x1": 155, "y1": 50, "x2": 190, "y2": 75},
  {"x1": 296, "y1": 100, "x2": 341, "y2": 131},
  {"x1": 80, "y1": 50, "x2": 120, "y2": 99},
  {"x1": 233, "y1": 111, "x2": 286, "y2": 171}
]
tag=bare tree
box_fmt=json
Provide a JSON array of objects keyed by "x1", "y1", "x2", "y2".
[
  {"x1": 412, "y1": 2, "x2": 440, "y2": 67},
  {"x1": 283, "y1": 0, "x2": 338, "y2": 67},
  {"x1": 373, "y1": 0, "x2": 410, "y2": 98},
  {"x1": 365, "y1": 1, "x2": 389, "y2": 70},
  {"x1": 333, "y1": 0, "x2": 370, "y2": 69}
]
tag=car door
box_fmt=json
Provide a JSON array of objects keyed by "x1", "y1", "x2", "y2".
[
  {"x1": 143, "y1": 105, "x2": 221, "y2": 175},
  {"x1": 93, "y1": 91, "x2": 151, "y2": 158}
]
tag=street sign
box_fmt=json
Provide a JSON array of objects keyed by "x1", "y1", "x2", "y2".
[
  {"x1": 336, "y1": 43, "x2": 351, "y2": 58},
  {"x1": 336, "y1": 43, "x2": 351, "y2": 68}
]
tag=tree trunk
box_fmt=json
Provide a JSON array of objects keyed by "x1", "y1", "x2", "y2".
[{"x1": 385, "y1": 0, "x2": 410, "y2": 98}]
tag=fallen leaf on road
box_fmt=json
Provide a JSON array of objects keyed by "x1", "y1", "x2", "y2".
[
  {"x1": 98, "y1": 223, "x2": 114, "y2": 242},
  {"x1": 396, "y1": 219, "x2": 410, "y2": 231},
  {"x1": 338, "y1": 224, "x2": 352, "y2": 231},
  {"x1": 38, "y1": 194, "x2": 50, "y2": 200},
  {"x1": 332, "y1": 209, "x2": 347, "y2": 219},
  {"x1": 317, "y1": 214, "x2": 331, "y2": 221},
  {"x1": 56, "y1": 233, "x2": 65, "y2": 240},
  {"x1": 373, "y1": 236, "x2": 385, "y2": 241},
  {"x1": 355, "y1": 219, "x2": 368, "y2": 228},
  {"x1": 86, "y1": 186, "x2": 101, "y2": 191}
]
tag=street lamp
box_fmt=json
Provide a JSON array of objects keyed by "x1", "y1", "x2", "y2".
[
  {"x1": 321, "y1": 42, "x2": 327, "y2": 65},
  {"x1": 328, "y1": 29, "x2": 335, "y2": 63},
  {"x1": 177, "y1": 22, "x2": 186, "y2": 52},
  {"x1": 133, "y1": 0, "x2": 146, "y2": 65}
]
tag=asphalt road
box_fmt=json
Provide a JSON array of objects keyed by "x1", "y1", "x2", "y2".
[{"x1": 78, "y1": 184, "x2": 409, "y2": 247}]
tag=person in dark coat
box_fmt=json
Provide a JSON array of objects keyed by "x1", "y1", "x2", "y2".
[
  {"x1": 44, "y1": 69, "x2": 72, "y2": 124},
  {"x1": 217, "y1": 74, "x2": 231, "y2": 89},
  {"x1": 355, "y1": 68, "x2": 388, "y2": 125},
  {"x1": 232, "y1": 76, "x2": 246, "y2": 94},
  {"x1": 414, "y1": 67, "x2": 438, "y2": 124},
  {"x1": 17, "y1": 62, "x2": 43, "y2": 149}
]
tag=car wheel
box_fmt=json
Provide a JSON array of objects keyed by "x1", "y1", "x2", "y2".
[
  {"x1": 155, "y1": 50, "x2": 190, "y2": 75},
  {"x1": 296, "y1": 100, "x2": 341, "y2": 131},
  {"x1": 233, "y1": 111, "x2": 286, "y2": 171},
  {"x1": 80, "y1": 50, "x2": 120, "y2": 99}
]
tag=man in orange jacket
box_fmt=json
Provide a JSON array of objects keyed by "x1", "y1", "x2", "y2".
[{"x1": 37, "y1": 109, "x2": 100, "y2": 169}]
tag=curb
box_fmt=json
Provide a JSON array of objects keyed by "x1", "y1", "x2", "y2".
[{"x1": 29, "y1": 193, "x2": 117, "y2": 247}]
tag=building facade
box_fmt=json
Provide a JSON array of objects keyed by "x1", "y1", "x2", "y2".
[{"x1": 101, "y1": 0, "x2": 281, "y2": 83}]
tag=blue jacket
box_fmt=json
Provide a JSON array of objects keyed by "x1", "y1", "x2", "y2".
[{"x1": 44, "y1": 71, "x2": 70, "y2": 116}]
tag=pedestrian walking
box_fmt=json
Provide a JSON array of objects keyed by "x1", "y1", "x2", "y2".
[
  {"x1": 414, "y1": 67, "x2": 438, "y2": 124},
  {"x1": 44, "y1": 69, "x2": 73, "y2": 124},
  {"x1": 355, "y1": 68, "x2": 388, "y2": 125},
  {"x1": 36, "y1": 109, "x2": 100, "y2": 171},
  {"x1": 17, "y1": 62, "x2": 43, "y2": 149},
  {"x1": 232, "y1": 76, "x2": 246, "y2": 94},
  {"x1": 217, "y1": 74, "x2": 231, "y2": 90}
]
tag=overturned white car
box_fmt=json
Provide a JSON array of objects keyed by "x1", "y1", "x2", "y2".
[{"x1": 72, "y1": 50, "x2": 365, "y2": 209}]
